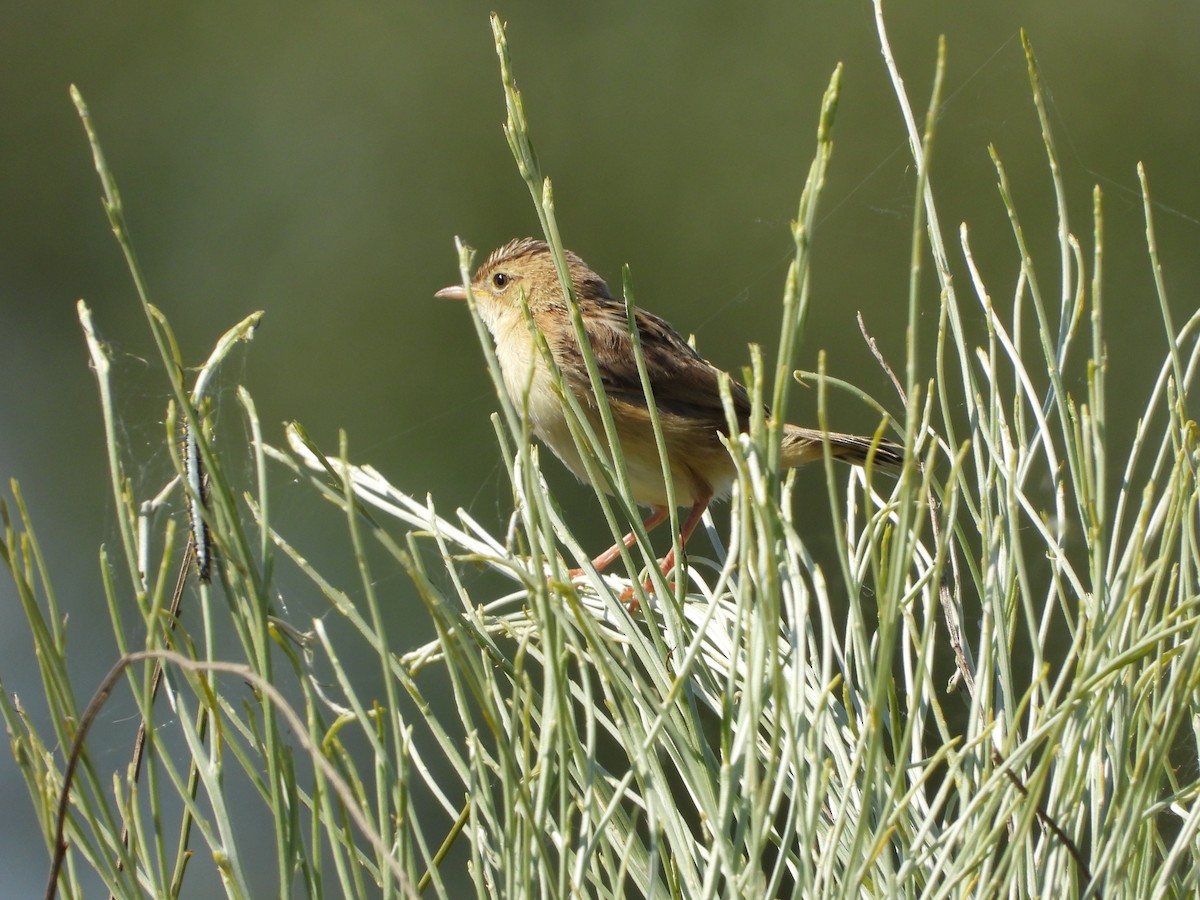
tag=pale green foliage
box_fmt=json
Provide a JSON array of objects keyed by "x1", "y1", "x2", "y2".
[{"x1": 4, "y1": 9, "x2": 1200, "y2": 900}]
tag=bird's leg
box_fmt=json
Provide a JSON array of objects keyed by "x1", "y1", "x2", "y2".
[
  {"x1": 568, "y1": 505, "x2": 670, "y2": 577},
  {"x1": 622, "y1": 495, "x2": 711, "y2": 612}
]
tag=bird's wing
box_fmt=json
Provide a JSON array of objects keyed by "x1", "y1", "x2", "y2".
[{"x1": 550, "y1": 298, "x2": 755, "y2": 434}]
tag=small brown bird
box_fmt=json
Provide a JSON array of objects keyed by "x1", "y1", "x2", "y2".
[{"x1": 436, "y1": 238, "x2": 902, "y2": 601}]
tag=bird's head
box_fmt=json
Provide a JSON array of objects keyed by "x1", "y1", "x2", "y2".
[{"x1": 434, "y1": 238, "x2": 612, "y2": 331}]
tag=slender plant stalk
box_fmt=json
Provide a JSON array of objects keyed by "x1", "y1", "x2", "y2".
[{"x1": 2, "y1": 11, "x2": 1198, "y2": 900}]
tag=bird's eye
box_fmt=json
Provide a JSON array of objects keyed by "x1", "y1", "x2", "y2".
[{"x1": 492, "y1": 272, "x2": 510, "y2": 289}]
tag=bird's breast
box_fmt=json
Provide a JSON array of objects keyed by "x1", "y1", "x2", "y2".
[
  {"x1": 490, "y1": 315, "x2": 588, "y2": 477},
  {"x1": 488, "y1": 311, "x2": 733, "y2": 509}
]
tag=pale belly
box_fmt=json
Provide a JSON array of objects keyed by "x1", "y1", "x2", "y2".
[{"x1": 492, "y1": 317, "x2": 732, "y2": 509}]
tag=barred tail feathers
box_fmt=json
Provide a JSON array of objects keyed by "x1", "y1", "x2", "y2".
[{"x1": 779, "y1": 424, "x2": 904, "y2": 470}]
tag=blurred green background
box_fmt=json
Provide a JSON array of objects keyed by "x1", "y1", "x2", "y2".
[{"x1": 2, "y1": 1, "x2": 1198, "y2": 894}]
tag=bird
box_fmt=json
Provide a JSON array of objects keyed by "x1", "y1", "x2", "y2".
[{"x1": 435, "y1": 237, "x2": 902, "y2": 604}]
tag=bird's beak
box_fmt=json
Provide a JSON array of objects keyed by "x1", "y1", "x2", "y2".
[{"x1": 434, "y1": 284, "x2": 468, "y2": 301}]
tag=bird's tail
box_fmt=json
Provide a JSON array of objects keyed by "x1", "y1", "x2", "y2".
[{"x1": 779, "y1": 424, "x2": 904, "y2": 470}]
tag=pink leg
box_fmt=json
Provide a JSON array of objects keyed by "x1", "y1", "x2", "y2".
[
  {"x1": 622, "y1": 496, "x2": 711, "y2": 611},
  {"x1": 653, "y1": 497, "x2": 709, "y2": 579},
  {"x1": 570, "y1": 506, "x2": 670, "y2": 576}
]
